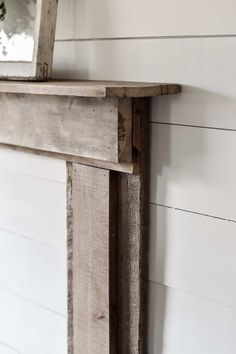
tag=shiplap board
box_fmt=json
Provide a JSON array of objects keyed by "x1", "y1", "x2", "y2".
[
  {"x1": 151, "y1": 123, "x2": 236, "y2": 220},
  {"x1": 148, "y1": 282, "x2": 236, "y2": 354},
  {"x1": 0, "y1": 344, "x2": 17, "y2": 354},
  {"x1": 53, "y1": 37, "x2": 236, "y2": 130},
  {"x1": 56, "y1": 0, "x2": 236, "y2": 39},
  {"x1": 0, "y1": 288, "x2": 67, "y2": 354},
  {"x1": 149, "y1": 204, "x2": 236, "y2": 309},
  {"x1": 0, "y1": 168, "x2": 66, "y2": 249},
  {"x1": 0, "y1": 148, "x2": 66, "y2": 183},
  {"x1": 0, "y1": 229, "x2": 67, "y2": 316}
]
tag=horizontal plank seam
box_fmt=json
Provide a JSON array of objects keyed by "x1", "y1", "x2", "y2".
[
  {"x1": 0, "y1": 167, "x2": 65, "y2": 185},
  {"x1": 0, "y1": 340, "x2": 23, "y2": 354},
  {"x1": 150, "y1": 202, "x2": 236, "y2": 224},
  {"x1": 0, "y1": 226, "x2": 65, "y2": 250},
  {"x1": 55, "y1": 34, "x2": 236, "y2": 43},
  {"x1": 151, "y1": 121, "x2": 236, "y2": 132},
  {"x1": 148, "y1": 280, "x2": 236, "y2": 312},
  {"x1": 0, "y1": 287, "x2": 67, "y2": 318}
]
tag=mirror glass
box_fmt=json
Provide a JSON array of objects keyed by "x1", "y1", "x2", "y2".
[{"x1": 0, "y1": 0, "x2": 37, "y2": 62}]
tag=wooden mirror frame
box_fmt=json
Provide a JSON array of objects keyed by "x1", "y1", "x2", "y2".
[{"x1": 0, "y1": 0, "x2": 57, "y2": 80}]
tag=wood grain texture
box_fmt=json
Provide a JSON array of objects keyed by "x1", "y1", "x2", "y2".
[
  {"x1": 67, "y1": 163, "x2": 117, "y2": 354},
  {"x1": 118, "y1": 98, "x2": 149, "y2": 354},
  {"x1": 0, "y1": 93, "x2": 127, "y2": 163},
  {"x1": 35, "y1": 0, "x2": 58, "y2": 80},
  {"x1": 0, "y1": 144, "x2": 136, "y2": 174},
  {"x1": 0, "y1": 80, "x2": 181, "y2": 97}
]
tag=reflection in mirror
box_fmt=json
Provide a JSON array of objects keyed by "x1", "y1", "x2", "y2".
[{"x1": 0, "y1": 0, "x2": 36, "y2": 62}]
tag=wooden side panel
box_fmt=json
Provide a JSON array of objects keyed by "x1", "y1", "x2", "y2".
[
  {"x1": 118, "y1": 98, "x2": 132, "y2": 162},
  {"x1": 67, "y1": 163, "x2": 117, "y2": 354},
  {"x1": 118, "y1": 98, "x2": 149, "y2": 354},
  {"x1": 0, "y1": 94, "x2": 130, "y2": 163}
]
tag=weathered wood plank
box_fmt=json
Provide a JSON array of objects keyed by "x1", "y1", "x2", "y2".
[
  {"x1": 67, "y1": 163, "x2": 117, "y2": 354},
  {"x1": 0, "y1": 93, "x2": 132, "y2": 163},
  {"x1": 118, "y1": 98, "x2": 133, "y2": 162},
  {"x1": 118, "y1": 98, "x2": 149, "y2": 354},
  {"x1": 0, "y1": 143, "x2": 136, "y2": 174},
  {"x1": 0, "y1": 80, "x2": 181, "y2": 97}
]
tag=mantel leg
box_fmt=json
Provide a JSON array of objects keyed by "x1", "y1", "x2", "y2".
[
  {"x1": 67, "y1": 163, "x2": 117, "y2": 354},
  {"x1": 67, "y1": 98, "x2": 149, "y2": 354},
  {"x1": 118, "y1": 98, "x2": 149, "y2": 354}
]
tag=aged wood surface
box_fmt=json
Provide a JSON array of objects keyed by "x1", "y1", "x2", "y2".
[
  {"x1": 0, "y1": 93, "x2": 132, "y2": 163},
  {"x1": 35, "y1": 0, "x2": 58, "y2": 80},
  {"x1": 0, "y1": 144, "x2": 136, "y2": 174},
  {"x1": 0, "y1": 80, "x2": 181, "y2": 97},
  {"x1": 118, "y1": 98, "x2": 149, "y2": 354},
  {"x1": 67, "y1": 163, "x2": 117, "y2": 354}
]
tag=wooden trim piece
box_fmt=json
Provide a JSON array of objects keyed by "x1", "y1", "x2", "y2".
[
  {"x1": 118, "y1": 98, "x2": 133, "y2": 162},
  {"x1": 0, "y1": 144, "x2": 137, "y2": 174},
  {"x1": 0, "y1": 94, "x2": 133, "y2": 163},
  {"x1": 0, "y1": 80, "x2": 181, "y2": 97},
  {"x1": 67, "y1": 163, "x2": 117, "y2": 354},
  {"x1": 118, "y1": 98, "x2": 149, "y2": 354}
]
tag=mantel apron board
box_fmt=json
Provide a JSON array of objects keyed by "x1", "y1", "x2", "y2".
[{"x1": 0, "y1": 80, "x2": 181, "y2": 354}]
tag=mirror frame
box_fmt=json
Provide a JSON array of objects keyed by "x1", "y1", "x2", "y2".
[{"x1": 0, "y1": 0, "x2": 58, "y2": 81}]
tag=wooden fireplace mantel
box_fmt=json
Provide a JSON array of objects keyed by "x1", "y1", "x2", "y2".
[{"x1": 0, "y1": 80, "x2": 181, "y2": 354}]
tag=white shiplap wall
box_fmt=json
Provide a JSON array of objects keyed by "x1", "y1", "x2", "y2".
[{"x1": 1, "y1": 1, "x2": 236, "y2": 353}]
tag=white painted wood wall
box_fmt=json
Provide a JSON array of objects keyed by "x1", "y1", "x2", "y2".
[{"x1": 1, "y1": 1, "x2": 236, "y2": 353}]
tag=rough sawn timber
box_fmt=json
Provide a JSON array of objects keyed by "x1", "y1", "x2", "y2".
[
  {"x1": 67, "y1": 163, "x2": 117, "y2": 354},
  {"x1": 0, "y1": 93, "x2": 132, "y2": 163},
  {"x1": 0, "y1": 80, "x2": 181, "y2": 97}
]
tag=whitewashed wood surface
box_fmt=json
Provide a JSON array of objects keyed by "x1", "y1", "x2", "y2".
[
  {"x1": 0, "y1": 168, "x2": 66, "y2": 248},
  {"x1": 148, "y1": 282, "x2": 236, "y2": 354},
  {"x1": 0, "y1": 149, "x2": 67, "y2": 353},
  {"x1": 0, "y1": 228, "x2": 67, "y2": 315},
  {"x1": 0, "y1": 288, "x2": 67, "y2": 354},
  {"x1": 149, "y1": 204, "x2": 236, "y2": 310},
  {"x1": 150, "y1": 123, "x2": 236, "y2": 220},
  {"x1": 56, "y1": 0, "x2": 236, "y2": 39}
]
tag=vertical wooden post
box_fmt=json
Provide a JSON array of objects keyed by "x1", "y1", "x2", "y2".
[
  {"x1": 67, "y1": 98, "x2": 149, "y2": 354},
  {"x1": 118, "y1": 98, "x2": 149, "y2": 354},
  {"x1": 67, "y1": 164, "x2": 117, "y2": 354}
]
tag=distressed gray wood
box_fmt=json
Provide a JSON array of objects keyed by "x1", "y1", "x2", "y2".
[
  {"x1": 118, "y1": 98, "x2": 149, "y2": 354},
  {"x1": 0, "y1": 0, "x2": 57, "y2": 80},
  {"x1": 0, "y1": 80, "x2": 181, "y2": 97},
  {"x1": 0, "y1": 144, "x2": 137, "y2": 174},
  {"x1": 67, "y1": 163, "x2": 117, "y2": 354},
  {"x1": 0, "y1": 93, "x2": 132, "y2": 163}
]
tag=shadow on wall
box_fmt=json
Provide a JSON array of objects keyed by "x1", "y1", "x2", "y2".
[
  {"x1": 148, "y1": 87, "x2": 207, "y2": 354},
  {"x1": 151, "y1": 85, "x2": 236, "y2": 129}
]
